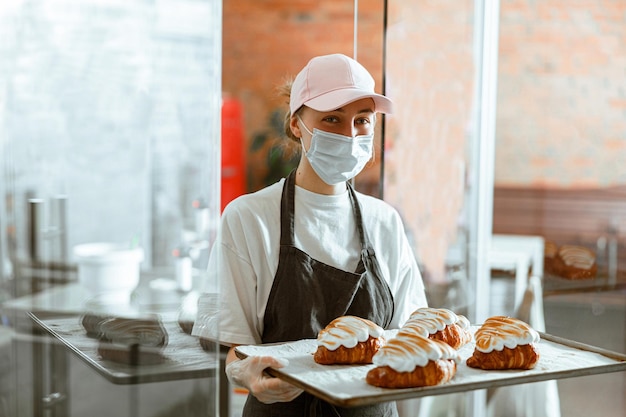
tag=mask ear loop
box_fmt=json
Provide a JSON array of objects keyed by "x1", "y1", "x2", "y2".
[
  {"x1": 299, "y1": 137, "x2": 309, "y2": 154},
  {"x1": 296, "y1": 116, "x2": 312, "y2": 154},
  {"x1": 296, "y1": 115, "x2": 314, "y2": 136}
]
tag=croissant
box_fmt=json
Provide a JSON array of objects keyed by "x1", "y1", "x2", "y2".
[
  {"x1": 404, "y1": 308, "x2": 472, "y2": 349},
  {"x1": 366, "y1": 332, "x2": 460, "y2": 388},
  {"x1": 466, "y1": 316, "x2": 540, "y2": 370},
  {"x1": 430, "y1": 322, "x2": 471, "y2": 349},
  {"x1": 366, "y1": 359, "x2": 457, "y2": 388},
  {"x1": 314, "y1": 316, "x2": 385, "y2": 365},
  {"x1": 466, "y1": 344, "x2": 539, "y2": 370},
  {"x1": 545, "y1": 242, "x2": 597, "y2": 280},
  {"x1": 314, "y1": 335, "x2": 385, "y2": 365}
]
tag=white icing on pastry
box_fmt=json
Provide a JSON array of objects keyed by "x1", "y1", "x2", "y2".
[
  {"x1": 397, "y1": 321, "x2": 429, "y2": 338},
  {"x1": 405, "y1": 307, "x2": 470, "y2": 335},
  {"x1": 559, "y1": 245, "x2": 595, "y2": 269},
  {"x1": 474, "y1": 316, "x2": 540, "y2": 353},
  {"x1": 316, "y1": 316, "x2": 384, "y2": 351},
  {"x1": 372, "y1": 333, "x2": 460, "y2": 372}
]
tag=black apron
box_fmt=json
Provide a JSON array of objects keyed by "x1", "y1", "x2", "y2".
[{"x1": 243, "y1": 170, "x2": 397, "y2": 417}]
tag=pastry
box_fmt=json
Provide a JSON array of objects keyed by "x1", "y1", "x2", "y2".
[
  {"x1": 366, "y1": 332, "x2": 460, "y2": 388},
  {"x1": 313, "y1": 316, "x2": 385, "y2": 365},
  {"x1": 466, "y1": 316, "x2": 540, "y2": 370},
  {"x1": 97, "y1": 317, "x2": 168, "y2": 365},
  {"x1": 556, "y1": 244, "x2": 597, "y2": 280},
  {"x1": 544, "y1": 241, "x2": 596, "y2": 280},
  {"x1": 404, "y1": 308, "x2": 472, "y2": 349},
  {"x1": 80, "y1": 313, "x2": 113, "y2": 339}
]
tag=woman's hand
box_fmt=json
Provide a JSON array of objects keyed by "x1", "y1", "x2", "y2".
[{"x1": 225, "y1": 347, "x2": 303, "y2": 404}]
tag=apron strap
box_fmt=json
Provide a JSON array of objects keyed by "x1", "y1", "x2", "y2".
[
  {"x1": 347, "y1": 182, "x2": 395, "y2": 329},
  {"x1": 346, "y1": 181, "x2": 372, "y2": 253},
  {"x1": 280, "y1": 169, "x2": 297, "y2": 246}
]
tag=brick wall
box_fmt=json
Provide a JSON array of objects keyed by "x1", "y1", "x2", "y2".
[{"x1": 496, "y1": 0, "x2": 626, "y2": 187}]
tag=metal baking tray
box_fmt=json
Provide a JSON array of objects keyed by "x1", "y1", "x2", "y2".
[
  {"x1": 235, "y1": 328, "x2": 626, "y2": 408},
  {"x1": 30, "y1": 313, "x2": 218, "y2": 385}
]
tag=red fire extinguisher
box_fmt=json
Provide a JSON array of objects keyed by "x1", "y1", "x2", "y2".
[{"x1": 221, "y1": 95, "x2": 246, "y2": 212}]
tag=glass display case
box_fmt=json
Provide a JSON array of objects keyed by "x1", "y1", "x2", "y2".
[{"x1": 0, "y1": 1, "x2": 222, "y2": 416}]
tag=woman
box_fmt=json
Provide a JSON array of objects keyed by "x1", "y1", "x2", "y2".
[{"x1": 193, "y1": 53, "x2": 428, "y2": 416}]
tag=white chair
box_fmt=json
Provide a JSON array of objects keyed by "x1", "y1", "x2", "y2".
[{"x1": 490, "y1": 234, "x2": 544, "y2": 311}]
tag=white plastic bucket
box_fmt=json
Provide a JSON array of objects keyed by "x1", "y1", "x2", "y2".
[{"x1": 73, "y1": 243, "x2": 144, "y2": 294}]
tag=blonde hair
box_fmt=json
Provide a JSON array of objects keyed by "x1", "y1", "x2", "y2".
[{"x1": 278, "y1": 79, "x2": 301, "y2": 143}]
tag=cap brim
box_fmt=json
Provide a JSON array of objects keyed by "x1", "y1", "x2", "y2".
[{"x1": 304, "y1": 88, "x2": 393, "y2": 114}]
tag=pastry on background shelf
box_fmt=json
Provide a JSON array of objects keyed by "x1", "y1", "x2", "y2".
[
  {"x1": 403, "y1": 307, "x2": 472, "y2": 349},
  {"x1": 466, "y1": 316, "x2": 540, "y2": 370},
  {"x1": 366, "y1": 331, "x2": 460, "y2": 388},
  {"x1": 313, "y1": 316, "x2": 386, "y2": 365},
  {"x1": 556, "y1": 244, "x2": 597, "y2": 280},
  {"x1": 544, "y1": 241, "x2": 596, "y2": 280}
]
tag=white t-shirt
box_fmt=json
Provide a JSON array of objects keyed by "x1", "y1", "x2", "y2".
[{"x1": 192, "y1": 178, "x2": 428, "y2": 346}]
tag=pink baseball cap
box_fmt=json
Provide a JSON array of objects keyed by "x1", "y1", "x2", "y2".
[{"x1": 289, "y1": 53, "x2": 393, "y2": 116}]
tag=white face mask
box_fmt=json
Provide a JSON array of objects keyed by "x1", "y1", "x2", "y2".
[{"x1": 298, "y1": 117, "x2": 374, "y2": 185}]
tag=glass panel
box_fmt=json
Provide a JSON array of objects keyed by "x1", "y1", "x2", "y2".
[
  {"x1": 493, "y1": 1, "x2": 626, "y2": 415},
  {"x1": 352, "y1": 0, "x2": 386, "y2": 198},
  {"x1": 383, "y1": 1, "x2": 477, "y2": 311},
  {"x1": 384, "y1": 1, "x2": 625, "y2": 416},
  {"x1": 0, "y1": 0, "x2": 221, "y2": 416},
  {"x1": 382, "y1": 1, "x2": 486, "y2": 415}
]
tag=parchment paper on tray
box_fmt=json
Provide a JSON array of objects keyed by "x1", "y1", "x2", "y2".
[{"x1": 235, "y1": 328, "x2": 626, "y2": 408}]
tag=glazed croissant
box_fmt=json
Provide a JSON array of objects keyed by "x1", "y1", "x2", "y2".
[
  {"x1": 544, "y1": 242, "x2": 597, "y2": 280},
  {"x1": 313, "y1": 316, "x2": 385, "y2": 365},
  {"x1": 366, "y1": 358, "x2": 457, "y2": 388},
  {"x1": 314, "y1": 335, "x2": 385, "y2": 365},
  {"x1": 404, "y1": 307, "x2": 472, "y2": 349},
  {"x1": 466, "y1": 316, "x2": 540, "y2": 370},
  {"x1": 466, "y1": 344, "x2": 539, "y2": 370},
  {"x1": 366, "y1": 332, "x2": 460, "y2": 388}
]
